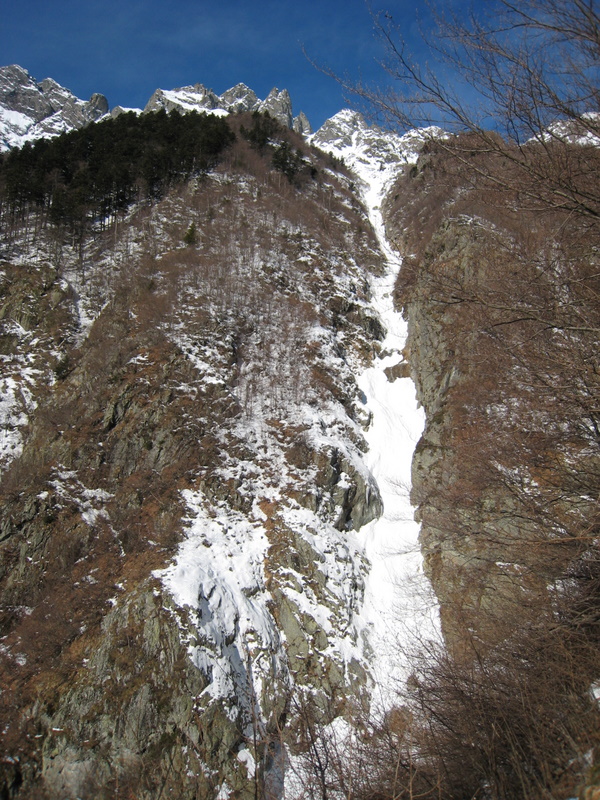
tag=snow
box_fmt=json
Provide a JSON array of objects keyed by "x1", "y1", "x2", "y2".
[
  {"x1": 0, "y1": 363, "x2": 39, "y2": 473},
  {"x1": 237, "y1": 747, "x2": 256, "y2": 778},
  {"x1": 161, "y1": 89, "x2": 230, "y2": 116},
  {"x1": 146, "y1": 113, "x2": 443, "y2": 796},
  {"x1": 156, "y1": 488, "x2": 285, "y2": 714},
  {"x1": 537, "y1": 112, "x2": 600, "y2": 147},
  {"x1": 0, "y1": 93, "x2": 448, "y2": 790},
  {"x1": 49, "y1": 467, "x2": 113, "y2": 528},
  {"x1": 314, "y1": 113, "x2": 442, "y2": 700},
  {"x1": 143, "y1": 110, "x2": 442, "y2": 788},
  {"x1": 0, "y1": 106, "x2": 34, "y2": 132}
]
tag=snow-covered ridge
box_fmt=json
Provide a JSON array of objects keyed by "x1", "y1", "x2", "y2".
[
  {"x1": 537, "y1": 111, "x2": 600, "y2": 146},
  {"x1": 0, "y1": 64, "x2": 109, "y2": 151},
  {"x1": 145, "y1": 83, "x2": 311, "y2": 134},
  {"x1": 311, "y1": 109, "x2": 444, "y2": 207},
  {"x1": 1, "y1": 62, "x2": 443, "y2": 161}
]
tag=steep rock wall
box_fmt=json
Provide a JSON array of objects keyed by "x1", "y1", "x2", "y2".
[{"x1": 383, "y1": 142, "x2": 600, "y2": 655}]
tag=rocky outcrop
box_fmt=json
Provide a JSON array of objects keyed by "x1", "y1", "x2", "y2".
[
  {"x1": 258, "y1": 87, "x2": 293, "y2": 128},
  {"x1": 0, "y1": 65, "x2": 108, "y2": 149},
  {"x1": 220, "y1": 83, "x2": 259, "y2": 113},
  {"x1": 384, "y1": 140, "x2": 600, "y2": 659},
  {"x1": 293, "y1": 110, "x2": 312, "y2": 136},
  {"x1": 0, "y1": 64, "x2": 56, "y2": 120},
  {"x1": 384, "y1": 187, "x2": 531, "y2": 649}
]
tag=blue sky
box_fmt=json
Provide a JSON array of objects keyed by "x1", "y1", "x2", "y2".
[{"x1": 0, "y1": 0, "x2": 433, "y2": 130}]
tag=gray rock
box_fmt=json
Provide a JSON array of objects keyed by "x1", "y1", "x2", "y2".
[
  {"x1": 86, "y1": 92, "x2": 109, "y2": 118},
  {"x1": 293, "y1": 111, "x2": 312, "y2": 136},
  {"x1": 0, "y1": 64, "x2": 54, "y2": 121},
  {"x1": 259, "y1": 87, "x2": 293, "y2": 128},
  {"x1": 143, "y1": 84, "x2": 221, "y2": 114},
  {"x1": 220, "y1": 83, "x2": 259, "y2": 113},
  {"x1": 0, "y1": 65, "x2": 109, "y2": 149}
]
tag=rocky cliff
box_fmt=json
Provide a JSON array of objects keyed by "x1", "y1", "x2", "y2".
[
  {"x1": 0, "y1": 65, "x2": 109, "y2": 151},
  {"x1": 381, "y1": 136, "x2": 600, "y2": 799}
]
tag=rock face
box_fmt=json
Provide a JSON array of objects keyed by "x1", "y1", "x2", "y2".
[
  {"x1": 220, "y1": 82, "x2": 260, "y2": 112},
  {"x1": 381, "y1": 150, "x2": 533, "y2": 651},
  {"x1": 292, "y1": 110, "x2": 312, "y2": 136},
  {"x1": 383, "y1": 138, "x2": 600, "y2": 659},
  {"x1": 259, "y1": 87, "x2": 293, "y2": 127},
  {"x1": 0, "y1": 114, "x2": 393, "y2": 799},
  {"x1": 3, "y1": 60, "x2": 597, "y2": 800},
  {"x1": 0, "y1": 65, "x2": 109, "y2": 150},
  {"x1": 312, "y1": 110, "x2": 409, "y2": 176},
  {"x1": 375, "y1": 129, "x2": 600, "y2": 800}
]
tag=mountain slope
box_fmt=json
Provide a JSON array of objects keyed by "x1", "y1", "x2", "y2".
[
  {"x1": 3, "y1": 62, "x2": 599, "y2": 800},
  {"x1": 0, "y1": 107, "x2": 433, "y2": 799}
]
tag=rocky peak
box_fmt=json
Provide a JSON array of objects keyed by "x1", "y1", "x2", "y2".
[
  {"x1": 0, "y1": 64, "x2": 55, "y2": 122},
  {"x1": 312, "y1": 108, "x2": 429, "y2": 167},
  {"x1": 87, "y1": 92, "x2": 110, "y2": 116},
  {"x1": 37, "y1": 76, "x2": 77, "y2": 107},
  {"x1": 144, "y1": 83, "x2": 221, "y2": 114},
  {"x1": 142, "y1": 80, "x2": 312, "y2": 134},
  {"x1": 313, "y1": 108, "x2": 368, "y2": 149},
  {"x1": 258, "y1": 86, "x2": 293, "y2": 127},
  {"x1": 0, "y1": 64, "x2": 109, "y2": 150},
  {"x1": 293, "y1": 110, "x2": 312, "y2": 136},
  {"x1": 219, "y1": 82, "x2": 259, "y2": 112},
  {"x1": 1, "y1": 63, "x2": 438, "y2": 180}
]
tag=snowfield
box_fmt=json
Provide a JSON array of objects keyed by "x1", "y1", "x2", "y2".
[{"x1": 319, "y1": 112, "x2": 442, "y2": 699}]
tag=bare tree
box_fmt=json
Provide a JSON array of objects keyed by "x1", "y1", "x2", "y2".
[{"x1": 338, "y1": 0, "x2": 600, "y2": 221}]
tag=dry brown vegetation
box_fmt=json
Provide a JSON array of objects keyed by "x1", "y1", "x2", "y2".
[{"x1": 380, "y1": 133, "x2": 600, "y2": 798}]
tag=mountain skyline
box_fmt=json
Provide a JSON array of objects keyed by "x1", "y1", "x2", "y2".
[{"x1": 1, "y1": 0, "x2": 433, "y2": 131}]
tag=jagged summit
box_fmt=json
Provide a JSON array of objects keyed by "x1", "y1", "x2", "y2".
[
  {"x1": 219, "y1": 82, "x2": 259, "y2": 112},
  {"x1": 0, "y1": 64, "x2": 109, "y2": 151},
  {"x1": 144, "y1": 81, "x2": 311, "y2": 133},
  {"x1": 0, "y1": 65, "x2": 313, "y2": 151}
]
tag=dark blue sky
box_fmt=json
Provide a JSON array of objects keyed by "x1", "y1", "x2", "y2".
[{"x1": 1, "y1": 0, "x2": 434, "y2": 130}]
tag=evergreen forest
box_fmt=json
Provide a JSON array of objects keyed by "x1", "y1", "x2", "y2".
[{"x1": 0, "y1": 109, "x2": 236, "y2": 230}]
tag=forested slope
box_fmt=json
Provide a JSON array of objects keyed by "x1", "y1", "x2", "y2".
[{"x1": 0, "y1": 111, "x2": 390, "y2": 799}]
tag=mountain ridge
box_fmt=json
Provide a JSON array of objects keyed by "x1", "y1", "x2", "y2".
[{"x1": 0, "y1": 65, "x2": 316, "y2": 151}]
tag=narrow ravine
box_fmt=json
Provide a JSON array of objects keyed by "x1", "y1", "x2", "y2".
[{"x1": 352, "y1": 152, "x2": 440, "y2": 704}]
